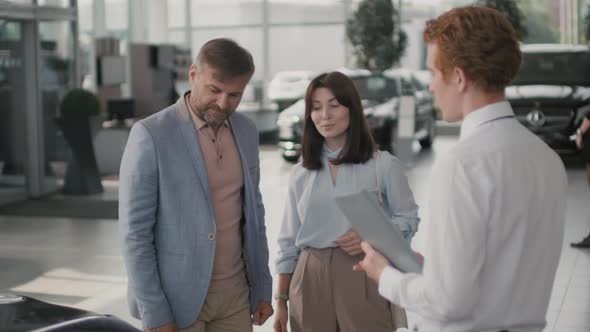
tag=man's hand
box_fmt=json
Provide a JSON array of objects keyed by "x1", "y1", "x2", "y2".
[
  {"x1": 252, "y1": 301, "x2": 273, "y2": 326},
  {"x1": 415, "y1": 251, "x2": 424, "y2": 265},
  {"x1": 335, "y1": 230, "x2": 363, "y2": 255},
  {"x1": 146, "y1": 322, "x2": 177, "y2": 332},
  {"x1": 273, "y1": 300, "x2": 288, "y2": 332},
  {"x1": 353, "y1": 241, "x2": 390, "y2": 282}
]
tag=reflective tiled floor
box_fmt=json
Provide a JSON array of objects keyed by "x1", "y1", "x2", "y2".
[{"x1": 0, "y1": 137, "x2": 589, "y2": 331}]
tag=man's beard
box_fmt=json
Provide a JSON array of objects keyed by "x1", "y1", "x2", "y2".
[{"x1": 197, "y1": 103, "x2": 231, "y2": 128}]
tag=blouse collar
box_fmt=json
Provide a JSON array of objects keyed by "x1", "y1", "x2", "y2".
[{"x1": 322, "y1": 143, "x2": 343, "y2": 160}]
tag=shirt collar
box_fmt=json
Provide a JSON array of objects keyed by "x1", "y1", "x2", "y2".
[
  {"x1": 184, "y1": 91, "x2": 230, "y2": 130},
  {"x1": 322, "y1": 143, "x2": 343, "y2": 159},
  {"x1": 460, "y1": 101, "x2": 514, "y2": 140}
]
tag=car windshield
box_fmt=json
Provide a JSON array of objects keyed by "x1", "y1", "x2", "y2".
[
  {"x1": 512, "y1": 52, "x2": 590, "y2": 86},
  {"x1": 352, "y1": 76, "x2": 399, "y2": 102}
]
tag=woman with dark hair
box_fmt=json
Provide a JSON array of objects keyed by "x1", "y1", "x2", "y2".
[{"x1": 273, "y1": 71, "x2": 420, "y2": 332}]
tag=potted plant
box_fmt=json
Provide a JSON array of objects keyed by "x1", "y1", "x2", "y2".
[
  {"x1": 345, "y1": 0, "x2": 407, "y2": 72},
  {"x1": 56, "y1": 88, "x2": 104, "y2": 195}
]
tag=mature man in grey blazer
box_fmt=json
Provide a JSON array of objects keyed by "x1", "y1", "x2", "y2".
[{"x1": 119, "y1": 38, "x2": 273, "y2": 332}]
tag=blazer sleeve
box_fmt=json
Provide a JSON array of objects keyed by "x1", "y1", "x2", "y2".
[
  {"x1": 118, "y1": 122, "x2": 174, "y2": 329},
  {"x1": 249, "y1": 126, "x2": 273, "y2": 304}
]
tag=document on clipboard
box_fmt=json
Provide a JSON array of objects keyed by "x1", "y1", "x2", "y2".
[{"x1": 334, "y1": 190, "x2": 423, "y2": 274}]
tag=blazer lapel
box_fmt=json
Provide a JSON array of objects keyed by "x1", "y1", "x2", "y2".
[
  {"x1": 229, "y1": 117, "x2": 249, "y2": 178},
  {"x1": 175, "y1": 97, "x2": 213, "y2": 206}
]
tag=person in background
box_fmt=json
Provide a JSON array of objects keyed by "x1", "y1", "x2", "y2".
[
  {"x1": 571, "y1": 112, "x2": 590, "y2": 248},
  {"x1": 354, "y1": 6, "x2": 568, "y2": 332},
  {"x1": 119, "y1": 38, "x2": 273, "y2": 332},
  {"x1": 273, "y1": 71, "x2": 420, "y2": 332}
]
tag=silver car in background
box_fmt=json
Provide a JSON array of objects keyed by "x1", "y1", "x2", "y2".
[{"x1": 267, "y1": 70, "x2": 316, "y2": 111}]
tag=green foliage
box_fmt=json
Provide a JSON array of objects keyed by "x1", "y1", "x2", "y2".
[
  {"x1": 476, "y1": 0, "x2": 527, "y2": 40},
  {"x1": 346, "y1": 0, "x2": 407, "y2": 71},
  {"x1": 502, "y1": 0, "x2": 558, "y2": 44},
  {"x1": 59, "y1": 88, "x2": 100, "y2": 119},
  {"x1": 521, "y1": 7, "x2": 558, "y2": 43}
]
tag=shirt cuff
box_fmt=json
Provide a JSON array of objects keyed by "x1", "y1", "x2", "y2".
[
  {"x1": 274, "y1": 258, "x2": 297, "y2": 274},
  {"x1": 378, "y1": 265, "x2": 404, "y2": 304}
]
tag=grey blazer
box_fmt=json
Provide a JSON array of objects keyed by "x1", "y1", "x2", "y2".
[{"x1": 118, "y1": 97, "x2": 272, "y2": 330}]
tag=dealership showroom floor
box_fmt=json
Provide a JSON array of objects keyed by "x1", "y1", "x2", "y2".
[{"x1": 1, "y1": 137, "x2": 589, "y2": 332}]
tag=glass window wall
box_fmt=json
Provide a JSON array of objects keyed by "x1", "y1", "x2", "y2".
[
  {"x1": 163, "y1": 0, "x2": 349, "y2": 84},
  {"x1": 167, "y1": 0, "x2": 185, "y2": 29},
  {"x1": 105, "y1": 0, "x2": 127, "y2": 39},
  {"x1": 77, "y1": 0, "x2": 93, "y2": 34},
  {"x1": 269, "y1": 0, "x2": 345, "y2": 25},
  {"x1": 37, "y1": 0, "x2": 71, "y2": 7},
  {"x1": 39, "y1": 20, "x2": 75, "y2": 186},
  {"x1": 1, "y1": 0, "x2": 33, "y2": 5},
  {"x1": 0, "y1": 19, "x2": 27, "y2": 200},
  {"x1": 269, "y1": 25, "x2": 345, "y2": 75},
  {"x1": 191, "y1": 0, "x2": 263, "y2": 27}
]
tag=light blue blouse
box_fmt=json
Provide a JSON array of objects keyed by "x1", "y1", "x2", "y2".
[{"x1": 275, "y1": 145, "x2": 421, "y2": 274}]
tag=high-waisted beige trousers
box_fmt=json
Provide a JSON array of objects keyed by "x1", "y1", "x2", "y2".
[{"x1": 289, "y1": 247, "x2": 407, "y2": 332}]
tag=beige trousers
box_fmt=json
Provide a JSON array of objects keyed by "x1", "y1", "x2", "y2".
[
  {"x1": 289, "y1": 247, "x2": 407, "y2": 332},
  {"x1": 179, "y1": 283, "x2": 252, "y2": 332}
]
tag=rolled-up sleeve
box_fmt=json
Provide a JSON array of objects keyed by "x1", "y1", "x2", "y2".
[
  {"x1": 275, "y1": 172, "x2": 302, "y2": 274},
  {"x1": 381, "y1": 155, "x2": 420, "y2": 240},
  {"x1": 377, "y1": 156, "x2": 487, "y2": 322}
]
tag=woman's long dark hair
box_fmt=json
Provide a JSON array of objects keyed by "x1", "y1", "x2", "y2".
[{"x1": 301, "y1": 71, "x2": 376, "y2": 170}]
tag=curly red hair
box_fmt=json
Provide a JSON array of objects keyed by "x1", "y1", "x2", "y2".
[{"x1": 423, "y1": 5, "x2": 522, "y2": 92}]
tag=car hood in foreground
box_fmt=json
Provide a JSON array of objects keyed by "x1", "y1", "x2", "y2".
[{"x1": 506, "y1": 85, "x2": 590, "y2": 108}]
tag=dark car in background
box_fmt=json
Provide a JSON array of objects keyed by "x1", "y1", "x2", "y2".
[
  {"x1": 506, "y1": 44, "x2": 590, "y2": 154},
  {"x1": 384, "y1": 68, "x2": 437, "y2": 149},
  {"x1": 277, "y1": 68, "x2": 436, "y2": 162}
]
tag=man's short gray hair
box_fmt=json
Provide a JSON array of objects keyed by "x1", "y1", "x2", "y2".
[{"x1": 195, "y1": 38, "x2": 255, "y2": 79}]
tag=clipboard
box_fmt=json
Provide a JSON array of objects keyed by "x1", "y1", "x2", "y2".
[{"x1": 334, "y1": 189, "x2": 423, "y2": 273}]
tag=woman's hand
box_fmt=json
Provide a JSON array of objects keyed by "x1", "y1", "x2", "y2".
[
  {"x1": 335, "y1": 230, "x2": 363, "y2": 255},
  {"x1": 273, "y1": 300, "x2": 288, "y2": 332}
]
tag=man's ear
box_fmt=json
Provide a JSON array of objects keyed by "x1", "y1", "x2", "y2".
[
  {"x1": 454, "y1": 66, "x2": 467, "y2": 93},
  {"x1": 189, "y1": 64, "x2": 198, "y2": 82}
]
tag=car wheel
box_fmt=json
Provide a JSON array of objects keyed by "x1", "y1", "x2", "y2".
[
  {"x1": 419, "y1": 118, "x2": 435, "y2": 149},
  {"x1": 386, "y1": 124, "x2": 397, "y2": 155},
  {"x1": 282, "y1": 152, "x2": 300, "y2": 163}
]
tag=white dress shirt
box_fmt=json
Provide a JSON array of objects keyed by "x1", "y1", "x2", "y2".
[{"x1": 378, "y1": 101, "x2": 567, "y2": 332}]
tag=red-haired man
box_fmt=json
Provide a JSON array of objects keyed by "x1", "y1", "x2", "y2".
[{"x1": 355, "y1": 6, "x2": 567, "y2": 332}]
